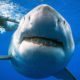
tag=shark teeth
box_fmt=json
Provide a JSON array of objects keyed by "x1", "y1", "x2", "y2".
[{"x1": 23, "y1": 37, "x2": 63, "y2": 47}]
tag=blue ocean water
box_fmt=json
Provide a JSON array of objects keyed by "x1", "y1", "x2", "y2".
[{"x1": 0, "y1": 0, "x2": 80, "y2": 80}]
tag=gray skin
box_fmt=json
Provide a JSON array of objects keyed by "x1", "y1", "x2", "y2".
[{"x1": 8, "y1": 4, "x2": 75, "y2": 79}]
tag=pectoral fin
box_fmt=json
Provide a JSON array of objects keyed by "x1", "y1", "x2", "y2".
[
  {"x1": 54, "y1": 67, "x2": 77, "y2": 80},
  {"x1": 0, "y1": 55, "x2": 12, "y2": 60}
]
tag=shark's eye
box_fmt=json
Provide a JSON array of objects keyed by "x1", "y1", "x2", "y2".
[{"x1": 57, "y1": 19, "x2": 61, "y2": 23}]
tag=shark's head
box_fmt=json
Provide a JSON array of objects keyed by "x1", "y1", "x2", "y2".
[{"x1": 9, "y1": 4, "x2": 75, "y2": 78}]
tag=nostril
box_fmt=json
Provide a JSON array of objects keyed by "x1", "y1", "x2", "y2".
[
  {"x1": 28, "y1": 16, "x2": 30, "y2": 21},
  {"x1": 24, "y1": 17, "x2": 25, "y2": 20},
  {"x1": 63, "y1": 20, "x2": 65, "y2": 24}
]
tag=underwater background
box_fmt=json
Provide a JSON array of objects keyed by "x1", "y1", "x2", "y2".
[{"x1": 0, "y1": 0, "x2": 80, "y2": 80}]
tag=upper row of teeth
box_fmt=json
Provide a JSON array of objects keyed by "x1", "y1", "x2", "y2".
[{"x1": 24, "y1": 38, "x2": 59, "y2": 47}]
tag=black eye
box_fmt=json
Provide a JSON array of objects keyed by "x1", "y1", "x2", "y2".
[{"x1": 57, "y1": 19, "x2": 60, "y2": 23}]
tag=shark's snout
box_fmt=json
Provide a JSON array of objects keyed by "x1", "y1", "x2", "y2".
[
  {"x1": 37, "y1": 4, "x2": 53, "y2": 12},
  {"x1": 18, "y1": 4, "x2": 59, "y2": 42}
]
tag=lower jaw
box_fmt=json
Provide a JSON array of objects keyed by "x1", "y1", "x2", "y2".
[
  {"x1": 11, "y1": 48, "x2": 66, "y2": 79},
  {"x1": 10, "y1": 41, "x2": 67, "y2": 78},
  {"x1": 18, "y1": 41, "x2": 65, "y2": 66},
  {"x1": 11, "y1": 49, "x2": 66, "y2": 78}
]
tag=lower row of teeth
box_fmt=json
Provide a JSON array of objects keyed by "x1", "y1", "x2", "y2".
[{"x1": 26, "y1": 39, "x2": 58, "y2": 47}]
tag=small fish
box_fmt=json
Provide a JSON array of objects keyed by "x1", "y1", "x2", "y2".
[
  {"x1": 0, "y1": 15, "x2": 19, "y2": 31},
  {"x1": 0, "y1": 4, "x2": 76, "y2": 80}
]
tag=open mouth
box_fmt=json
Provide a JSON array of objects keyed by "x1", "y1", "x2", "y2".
[{"x1": 23, "y1": 36, "x2": 63, "y2": 47}]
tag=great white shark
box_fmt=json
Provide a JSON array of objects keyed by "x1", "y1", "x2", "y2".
[{"x1": 0, "y1": 4, "x2": 76, "y2": 80}]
